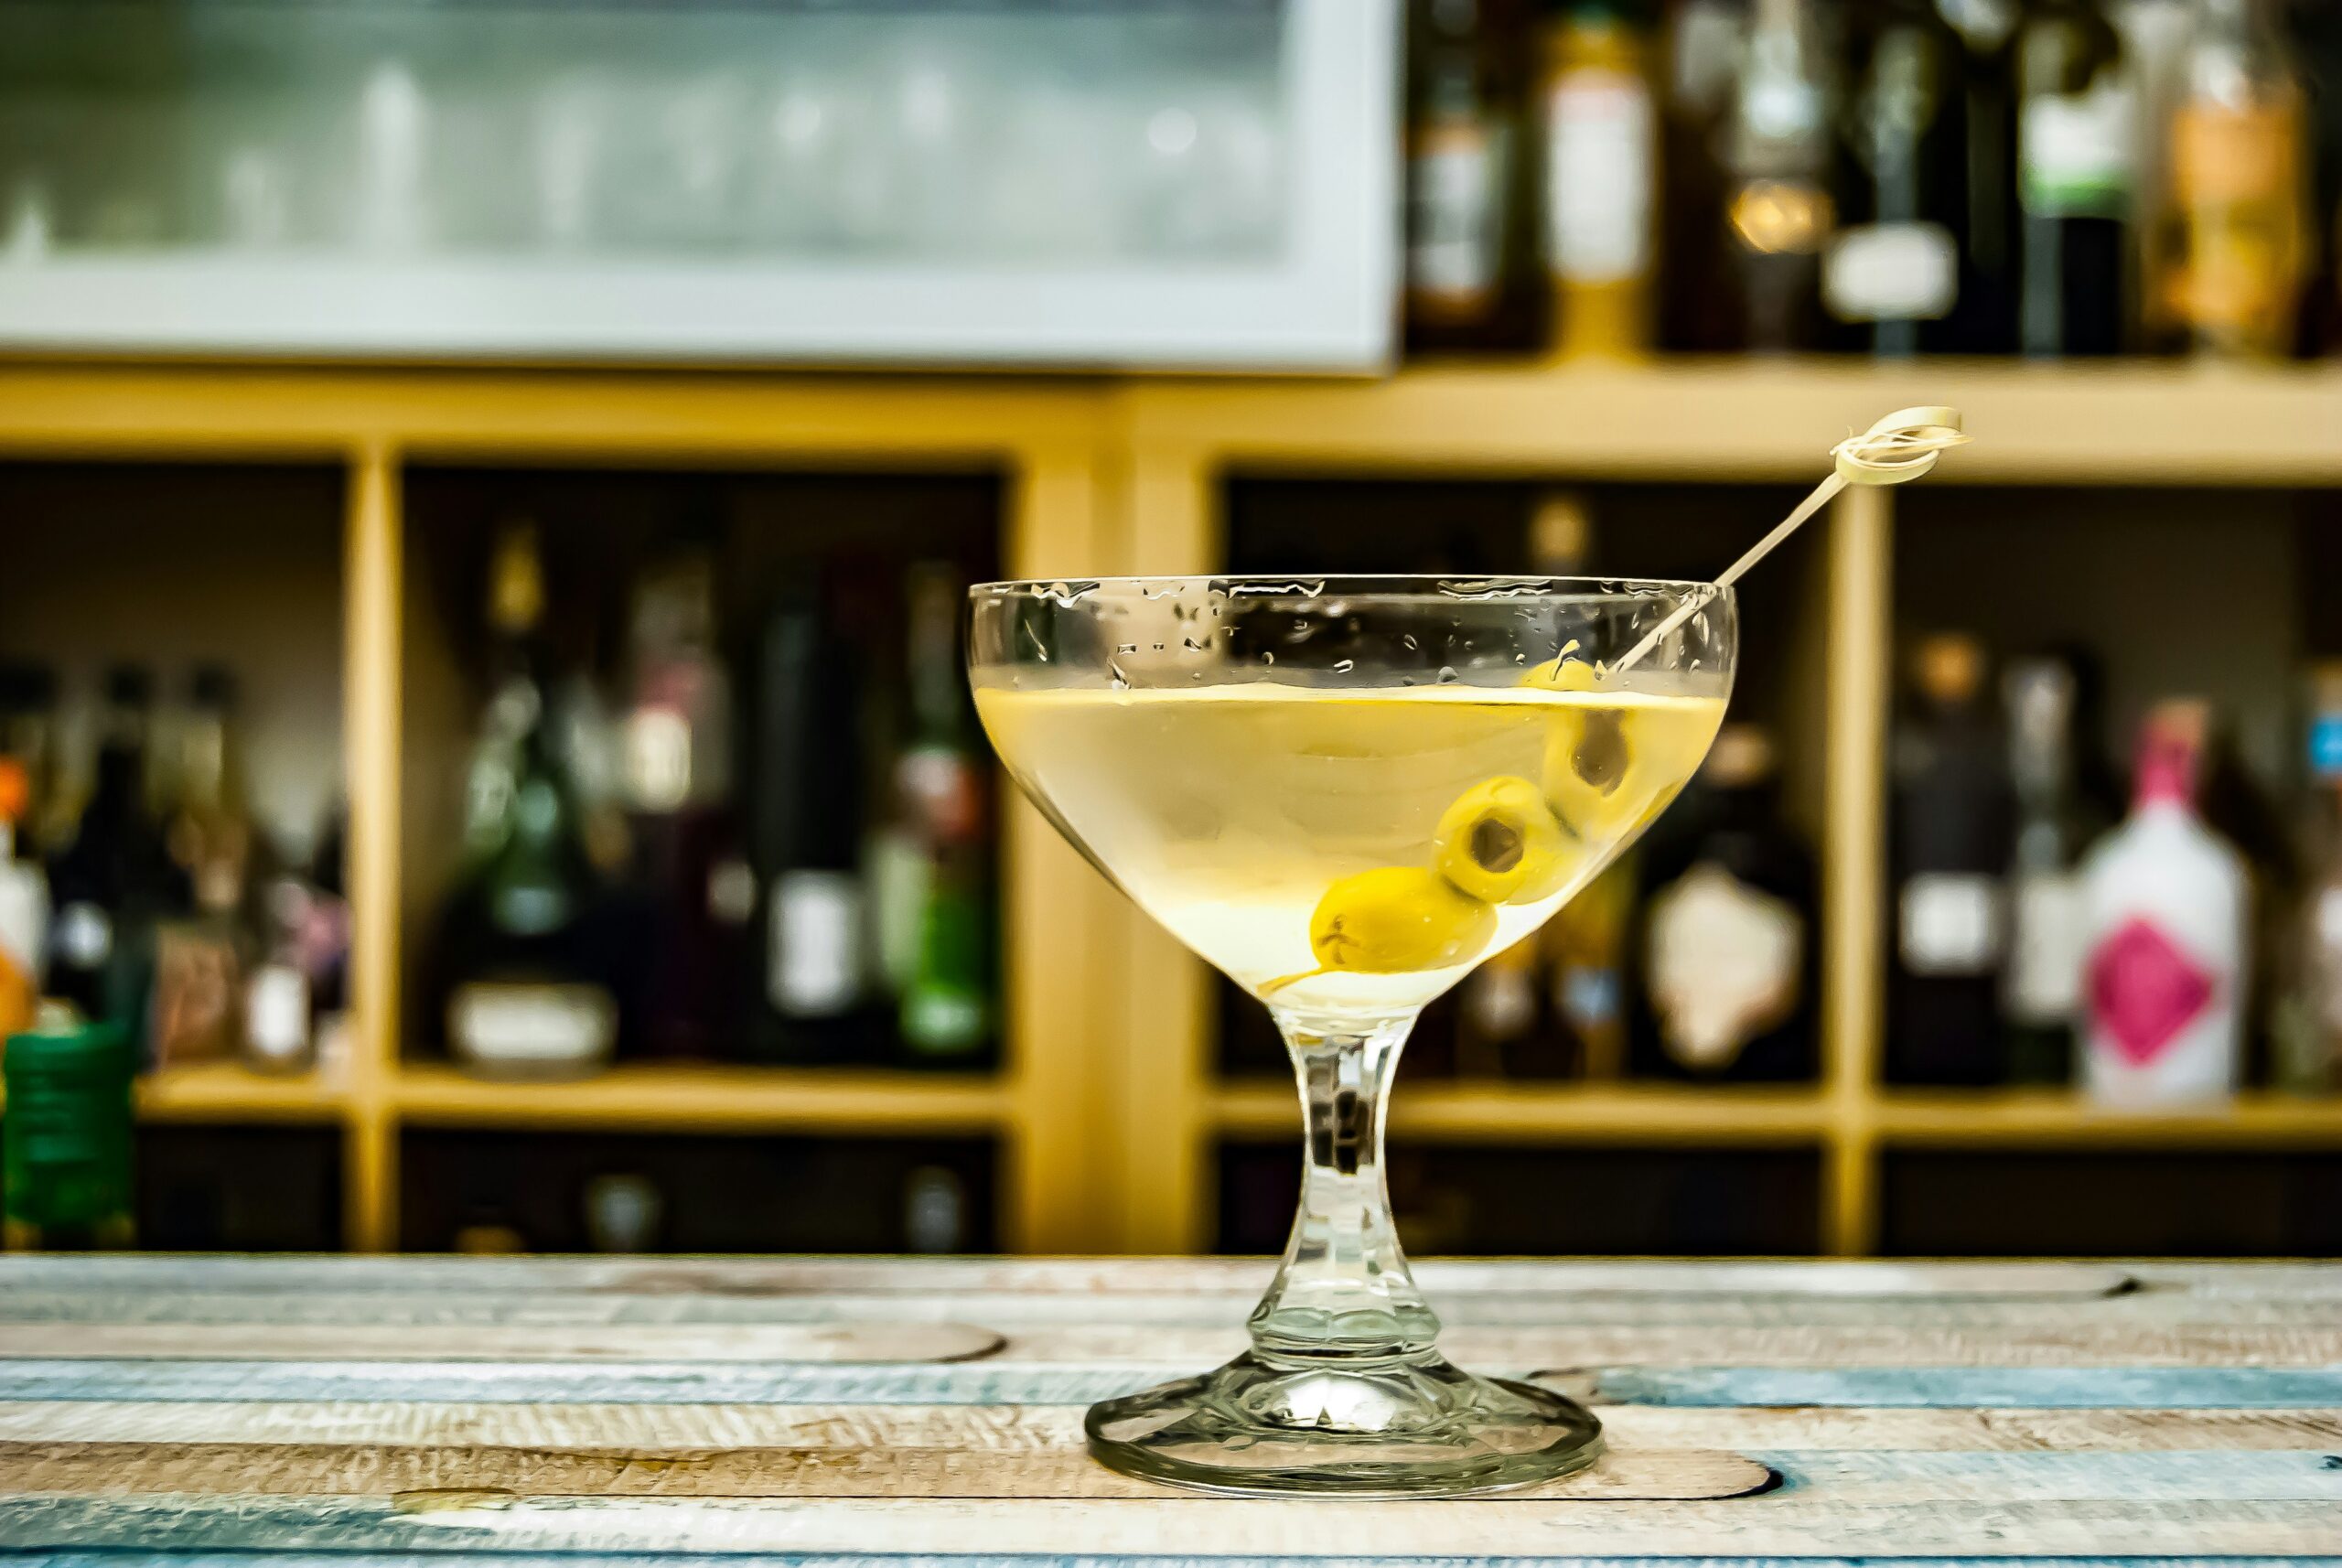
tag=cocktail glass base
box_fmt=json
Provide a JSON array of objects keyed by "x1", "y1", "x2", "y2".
[{"x1": 1085, "y1": 1348, "x2": 1603, "y2": 1498}]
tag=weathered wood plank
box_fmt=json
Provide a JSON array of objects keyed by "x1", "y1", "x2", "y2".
[
  {"x1": 5, "y1": 1492, "x2": 2337, "y2": 1556},
  {"x1": 0, "y1": 1401, "x2": 2335, "y2": 1455},
  {"x1": 0, "y1": 1324, "x2": 1006, "y2": 1365},
  {"x1": 1582, "y1": 1365, "x2": 2342, "y2": 1409},
  {"x1": 0, "y1": 1442, "x2": 1770, "y2": 1502},
  {"x1": 20, "y1": 1558, "x2": 2342, "y2": 1568}
]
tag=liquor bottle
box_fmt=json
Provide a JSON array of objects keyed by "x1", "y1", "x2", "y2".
[
  {"x1": 2273, "y1": 664, "x2": 2342, "y2": 1093},
  {"x1": 1548, "y1": 853, "x2": 1636, "y2": 1075},
  {"x1": 1407, "y1": 0, "x2": 1526, "y2": 349},
  {"x1": 584, "y1": 1173, "x2": 664, "y2": 1253},
  {"x1": 1999, "y1": 655, "x2": 2115, "y2": 1082},
  {"x1": 244, "y1": 856, "x2": 316, "y2": 1075},
  {"x1": 1827, "y1": 0, "x2": 1969, "y2": 354},
  {"x1": 1658, "y1": 0, "x2": 1749, "y2": 351},
  {"x1": 1540, "y1": 0, "x2": 1660, "y2": 357},
  {"x1": 2079, "y1": 700, "x2": 2248, "y2": 1105},
  {"x1": 2015, "y1": 0, "x2": 2134, "y2": 357},
  {"x1": 2163, "y1": 0, "x2": 2307, "y2": 359},
  {"x1": 3, "y1": 1020, "x2": 134, "y2": 1250},
  {"x1": 903, "y1": 1165, "x2": 969, "y2": 1253},
  {"x1": 0, "y1": 761, "x2": 47, "y2": 1040},
  {"x1": 875, "y1": 564, "x2": 993, "y2": 1063},
  {"x1": 618, "y1": 549, "x2": 744, "y2": 1058},
  {"x1": 1887, "y1": 634, "x2": 2015, "y2": 1085},
  {"x1": 1633, "y1": 724, "x2": 1818, "y2": 1080},
  {"x1": 436, "y1": 524, "x2": 619, "y2": 1079},
  {"x1": 1721, "y1": 0, "x2": 1839, "y2": 350},
  {"x1": 1939, "y1": 0, "x2": 2024, "y2": 351},
  {"x1": 750, "y1": 585, "x2": 876, "y2": 1062},
  {"x1": 46, "y1": 666, "x2": 188, "y2": 1051},
  {"x1": 153, "y1": 666, "x2": 255, "y2": 1069}
]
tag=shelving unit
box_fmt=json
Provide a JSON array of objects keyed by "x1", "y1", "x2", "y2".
[{"x1": 4, "y1": 359, "x2": 2339, "y2": 1256}]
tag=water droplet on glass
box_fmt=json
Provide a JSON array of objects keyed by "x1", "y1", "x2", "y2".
[
  {"x1": 1152, "y1": 642, "x2": 1166, "y2": 652},
  {"x1": 1109, "y1": 660, "x2": 1131, "y2": 690},
  {"x1": 1262, "y1": 650, "x2": 1275, "y2": 667},
  {"x1": 1513, "y1": 652, "x2": 1526, "y2": 664},
  {"x1": 1401, "y1": 634, "x2": 1418, "y2": 651},
  {"x1": 1437, "y1": 665, "x2": 1458, "y2": 683},
  {"x1": 1332, "y1": 659, "x2": 1354, "y2": 673},
  {"x1": 1116, "y1": 643, "x2": 1137, "y2": 655}
]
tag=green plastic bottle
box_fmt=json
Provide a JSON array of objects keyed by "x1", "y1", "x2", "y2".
[{"x1": 4, "y1": 1020, "x2": 134, "y2": 1251}]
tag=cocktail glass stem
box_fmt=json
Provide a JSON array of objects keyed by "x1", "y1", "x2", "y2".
[{"x1": 1248, "y1": 1015, "x2": 1441, "y2": 1362}]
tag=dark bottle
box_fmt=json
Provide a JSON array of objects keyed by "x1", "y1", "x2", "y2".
[
  {"x1": 1939, "y1": 0, "x2": 2023, "y2": 351},
  {"x1": 3, "y1": 1020, "x2": 134, "y2": 1251},
  {"x1": 152, "y1": 664, "x2": 259, "y2": 1069},
  {"x1": 750, "y1": 585, "x2": 876, "y2": 1063},
  {"x1": 0, "y1": 663, "x2": 61, "y2": 853},
  {"x1": 618, "y1": 549, "x2": 745, "y2": 1058},
  {"x1": 1406, "y1": 0, "x2": 1531, "y2": 350},
  {"x1": 436, "y1": 524, "x2": 620, "y2": 1079},
  {"x1": 1631, "y1": 725, "x2": 1819, "y2": 1082},
  {"x1": 1999, "y1": 655, "x2": 2114, "y2": 1083},
  {"x1": 1722, "y1": 0, "x2": 1839, "y2": 350},
  {"x1": 1828, "y1": 0, "x2": 1970, "y2": 354},
  {"x1": 2015, "y1": 0, "x2": 2134, "y2": 357},
  {"x1": 1659, "y1": 0, "x2": 1751, "y2": 350},
  {"x1": 1887, "y1": 633, "x2": 2017, "y2": 1085},
  {"x1": 46, "y1": 665, "x2": 189, "y2": 1052}
]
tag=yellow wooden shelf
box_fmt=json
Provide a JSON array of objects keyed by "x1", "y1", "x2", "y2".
[
  {"x1": 1209, "y1": 1079, "x2": 1832, "y2": 1144},
  {"x1": 391, "y1": 1061, "x2": 1012, "y2": 1134},
  {"x1": 1875, "y1": 1089, "x2": 2342, "y2": 1147},
  {"x1": 135, "y1": 1064, "x2": 348, "y2": 1124}
]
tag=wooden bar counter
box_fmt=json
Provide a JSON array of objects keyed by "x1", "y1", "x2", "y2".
[{"x1": 0, "y1": 1256, "x2": 2336, "y2": 1559}]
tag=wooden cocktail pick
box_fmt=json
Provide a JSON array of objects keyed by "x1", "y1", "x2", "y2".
[{"x1": 1607, "y1": 405, "x2": 1971, "y2": 677}]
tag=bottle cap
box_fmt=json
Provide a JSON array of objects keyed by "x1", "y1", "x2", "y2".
[
  {"x1": 4, "y1": 1018, "x2": 132, "y2": 1081},
  {"x1": 489, "y1": 523, "x2": 546, "y2": 634},
  {"x1": 1914, "y1": 633, "x2": 1983, "y2": 704},
  {"x1": 1528, "y1": 491, "x2": 1594, "y2": 577}
]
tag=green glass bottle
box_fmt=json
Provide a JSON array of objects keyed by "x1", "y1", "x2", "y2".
[{"x1": 4, "y1": 1020, "x2": 134, "y2": 1251}]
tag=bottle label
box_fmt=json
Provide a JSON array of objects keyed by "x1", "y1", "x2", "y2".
[
  {"x1": 768, "y1": 869, "x2": 865, "y2": 1018},
  {"x1": 1559, "y1": 966, "x2": 1622, "y2": 1034},
  {"x1": 1409, "y1": 120, "x2": 1508, "y2": 308},
  {"x1": 2315, "y1": 889, "x2": 2342, "y2": 1036},
  {"x1": 448, "y1": 983, "x2": 616, "y2": 1070},
  {"x1": 1824, "y1": 222, "x2": 1958, "y2": 322},
  {"x1": 2088, "y1": 918, "x2": 2216, "y2": 1067},
  {"x1": 2168, "y1": 102, "x2": 2300, "y2": 338},
  {"x1": 2004, "y1": 870, "x2": 2087, "y2": 1025},
  {"x1": 52, "y1": 901, "x2": 111, "y2": 971},
  {"x1": 2311, "y1": 716, "x2": 2342, "y2": 780},
  {"x1": 244, "y1": 963, "x2": 311, "y2": 1066},
  {"x1": 1899, "y1": 872, "x2": 2004, "y2": 975},
  {"x1": 622, "y1": 708, "x2": 694, "y2": 812},
  {"x1": 1545, "y1": 70, "x2": 1654, "y2": 285},
  {"x1": 2020, "y1": 81, "x2": 2133, "y2": 219},
  {"x1": 1646, "y1": 862, "x2": 1801, "y2": 1071}
]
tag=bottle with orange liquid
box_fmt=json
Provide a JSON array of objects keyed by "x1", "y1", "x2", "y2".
[{"x1": 0, "y1": 760, "x2": 48, "y2": 1042}]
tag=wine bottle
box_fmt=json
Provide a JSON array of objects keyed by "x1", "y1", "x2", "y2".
[
  {"x1": 2079, "y1": 700, "x2": 2248, "y2": 1105},
  {"x1": 1939, "y1": 0, "x2": 2024, "y2": 351},
  {"x1": 46, "y1": 665, "x2": 188, "y2": 1053},
  {"x1": 1722, "y1": 0, "x2": 1839, "y2": 350},
  {"x1": 619, "y1": 549, "x2": 744, "y2": 1058},
  {"x1": 1887, "y1": 633, "x2": 2016, "y2": 1085},
  {"x1": 437, "y1": 524, "x2": 619, "y2": 1079},
  {"x1": 1406, "y1": 0, "x2": 1525, "y2": 349},
  {"x1": 875, "y1": 564, "x2": 993, "y2": 1064},
  {"x1": 2015, "y1": 0, "x2": 2134, "y2": 357},
  {"x1": 1999, "y1": 655, "x2": 2114, "y2": 1083},
  {"x1": 1828, "y1": 0, "x2": 1969, "y2": 354},
  {"x1": 1540, "y1": 0, "x2": 1660, "y2": 357},
  {"x1": 2165, "y1": 0, "x2": 2308, "y2": 359},
  {"x1": 1658, "y1": 0, "x2": 1750, "y2": 351},
  {"x1": 750, "y1": 584, "x2": 875, "y2": 1062},
  {"x1": 1633, "y1": 724, "x2": 1818, "y2": 1081}
]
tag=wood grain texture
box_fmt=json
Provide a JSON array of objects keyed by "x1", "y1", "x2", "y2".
[{"x1": 5, "y1": 1257, "x2": 2342, "y2": 1562}]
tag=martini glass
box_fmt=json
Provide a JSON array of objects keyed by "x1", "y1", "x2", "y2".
[{"x1": 969, "y1": 575, "x2": 1735, "y2": 1498}]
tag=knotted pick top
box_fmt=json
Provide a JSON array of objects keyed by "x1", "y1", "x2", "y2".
[{"x1": 1832, "y1": 405, "x2": 1972, "y2": 486}]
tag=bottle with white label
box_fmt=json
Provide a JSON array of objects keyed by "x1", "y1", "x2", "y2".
[
  {"x1": 1406, "y1": 0, "x2": 1523, "y2": 349},
  {"x1": 2079, "y1": 701, "x2": 2247, "y2": 1106},
  {"x1": 751, "y1": 584, "x2": 874, "y2": 1062},
  {"x1": 1888, "y1": 633, "x2": 2016, "y2": 1085},
  {"x1": 436, "y1": 524, "x2": 620, "y2": 1079},
  {"x1": 2015, "y1": 0, "x2": 2134, "y2": 356},
  {"x1": 1540, "y1": 0, "x2": 1660, "y2": 358},
  {"x1": 1632, "y1": 725, "x2": 1818, "y2": 1082},
  {"x1": 2000, "y1": 654, "x2": 2116, "y2": 1083},
  {"x1": 1827, "y1": 0, "x2": 1966, "y2": 355}
]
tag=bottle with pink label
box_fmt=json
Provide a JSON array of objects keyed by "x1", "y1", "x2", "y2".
[{"x1": 2079, "y1": 700, "x2": 2249, "y2": 1106}]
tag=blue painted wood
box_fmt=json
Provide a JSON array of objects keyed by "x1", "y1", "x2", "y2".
[
  {"x1": 24, "y1": 1559, "x2": 2342, "y2": 1568},
  {"x1": 1591, "y1": 1365, "x2": 2342, "y2": 1409}
]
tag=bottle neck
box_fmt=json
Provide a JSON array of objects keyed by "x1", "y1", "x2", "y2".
[{"x1": 2133, "y1": 743, "x2": 2197, "y2": 814}]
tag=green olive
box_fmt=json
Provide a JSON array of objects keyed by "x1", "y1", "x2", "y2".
[
  {"x1": 1434, "y1": 776, "x2": 1572, "y2": 905},
  {"x1": 1309, "y1": 866, "x2": 1498, "y2": 974},
  {"x1": 1524, "y1": 655, "x2": 1601, "y2": 693}
]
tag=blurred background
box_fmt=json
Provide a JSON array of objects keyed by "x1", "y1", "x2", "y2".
[{"x1": 1, "y1": 0, "x2": 2339, "y2": 1261}]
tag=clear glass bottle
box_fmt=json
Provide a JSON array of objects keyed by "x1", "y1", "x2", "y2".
[{"x1": 1723, "y1": 0, "x2": 1838, "y2": 350}]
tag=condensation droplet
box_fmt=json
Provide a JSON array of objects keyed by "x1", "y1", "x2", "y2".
[
  {"x1": 1262, "y1": 650, "x2": 1275, "y2": 667},
  {"x1": 1436, "y1": 665, "x2": 1458, "y2": 683},
  {"x1": 1401, "y1": 634, "x2": 1418, "y2": 651},
  {"x1": 1116, "y1": 643, "x2": 1137, "y2": 655},
  {"x1": 1332, "y1": 659, "x2": 1354, "y2": 673},
  {"x1": 1109, "y1": 660, "x2": 1131, "y2": 690}
]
